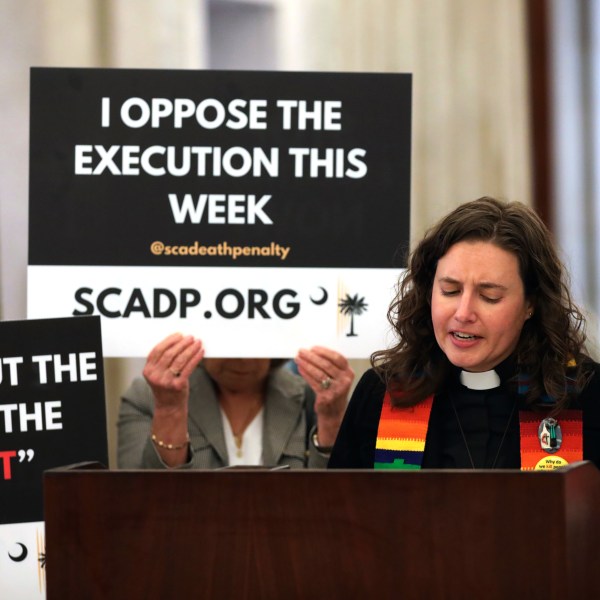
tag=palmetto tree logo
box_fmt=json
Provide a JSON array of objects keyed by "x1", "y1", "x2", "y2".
[{"x1": 338, "y1": 293, "x2": 368, "y2": 337}]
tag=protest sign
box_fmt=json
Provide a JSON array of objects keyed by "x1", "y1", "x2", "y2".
[
  {"x1": 0, "y1": 316, "x2": 107, "y2": 525},
  {"x1": 28, "y1": 68, "x2": 411, "y2": 357},
  {"x1": 0, "y1": 315, "x2": 106, "y2": 598}
]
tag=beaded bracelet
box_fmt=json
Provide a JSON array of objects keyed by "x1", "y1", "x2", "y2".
[{"x1": 151, "y1": 432, "x2": 190, "y2": 451}]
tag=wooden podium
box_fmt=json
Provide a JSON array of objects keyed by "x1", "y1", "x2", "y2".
[{"x1": 44, "y1": 462, "x2": 600, "y2": 599}]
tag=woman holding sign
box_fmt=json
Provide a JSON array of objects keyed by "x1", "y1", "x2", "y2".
[
  {"x1": 118, "y1": 339, "x2": 353, "y2": 469},
  {"x1": 328, "y1": 197, "x2": 600, "y2": 470}
]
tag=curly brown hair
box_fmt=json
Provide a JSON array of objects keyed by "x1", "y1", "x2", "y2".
[{"x1": 371, "y1": 196, "x2": 590, "y2": 410}]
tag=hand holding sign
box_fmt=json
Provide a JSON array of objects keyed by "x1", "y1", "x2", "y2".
[
  {"x1": 142, "y1": 333, "x2": 204, "y2": 467},
  {"x1": 295, "y1": 346, "x2": 354, "y2": 448},
  {"x1": 143, "y1": 333, "x2": 205, "y2": 407}
]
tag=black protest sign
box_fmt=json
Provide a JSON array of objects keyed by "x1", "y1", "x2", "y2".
[
  {"x1": 0, "y1": 317, "x2": 106, "y2": 525},
  {"x1": 29, "y1": 68, "x2": 411, "y2": 269}
]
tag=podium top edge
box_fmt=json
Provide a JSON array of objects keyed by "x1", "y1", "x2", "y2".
[{"x1": 44, "y1": 460, "x2": 597, "y2": 476}]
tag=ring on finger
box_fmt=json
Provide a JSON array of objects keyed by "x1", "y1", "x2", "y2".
[
  {"x1": 320, "y1": 376, "x2": 333, "y2": 390},
  {"x1": 169, "y1": 368, "x2": 181, "y2": 378}
]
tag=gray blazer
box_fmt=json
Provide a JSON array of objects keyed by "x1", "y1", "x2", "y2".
[{"x1": 117, "y1": 366, "x2": 328, "y2": 469}]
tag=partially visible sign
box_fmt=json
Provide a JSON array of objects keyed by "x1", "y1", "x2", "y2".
[
  {"x1": 28, "y1": 68, "x2": 411, "y2": 357},
  {"x1": 0, "y1": 316, "x2": 107, "y2": 525}
]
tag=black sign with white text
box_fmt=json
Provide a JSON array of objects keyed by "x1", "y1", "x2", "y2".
[
  {"x1": 0, "y1": 316, "x2": 106, "y2": 525},
  {"x1": 29, "y1": 68, "x2": 411, "y2": 269}
]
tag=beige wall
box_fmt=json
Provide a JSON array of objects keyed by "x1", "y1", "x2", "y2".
[{"x1": 278, "y1": 0, "x2": 532, "y2": 239}]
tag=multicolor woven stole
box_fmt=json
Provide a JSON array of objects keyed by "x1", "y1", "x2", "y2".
[
  {"x1": 375, "y1": 389, "x2": 584, "y2": 471},
  {"x1": 374, "y1": 391, "x2": 434, "y2": 470},
  {"x1": 519, "y1": 410, "x2": 583, "y2": 470},
  {"x1": 517, "y1": 370, "x2": 583, "y2": 470}
]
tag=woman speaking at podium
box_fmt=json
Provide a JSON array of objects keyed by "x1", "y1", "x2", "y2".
[
  {"x1": 117, "y1": 342, "x2": 353, "y2": 469},
  {"x1": 329, "y1": 197, "x2": 600, "y2": 470}
]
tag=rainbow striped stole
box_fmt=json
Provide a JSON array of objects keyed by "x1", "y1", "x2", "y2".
[
  {"x1": 374, "y1": 391, "x2": 434, "y2": 469},
  {"x1": 517, "y1": 367, "x2": 583, "y2": 469},
  {"x1": 519, "y1": 410, "x2": 583, "y2": 470}
]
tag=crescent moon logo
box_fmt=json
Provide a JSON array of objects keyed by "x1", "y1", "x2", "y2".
[
  {"x1": 8, "y1": 542, "x2": 28, "y2": 562},
  {"x1": 309, "y1": 287, "x2": 328, "y2": 305}
]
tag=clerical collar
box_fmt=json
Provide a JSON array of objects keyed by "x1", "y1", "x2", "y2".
[{"x1": 459, "y1": 369, "x2": 501, "y2": 390}]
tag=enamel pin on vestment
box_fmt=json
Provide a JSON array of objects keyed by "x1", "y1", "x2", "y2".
[{"x1": 538, "y1": 417, "x2": 562, "y2": 453}]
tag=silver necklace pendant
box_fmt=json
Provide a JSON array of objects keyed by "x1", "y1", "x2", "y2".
[{"x1": 538, "y1": 417, "x2": 562, "y2": 453}]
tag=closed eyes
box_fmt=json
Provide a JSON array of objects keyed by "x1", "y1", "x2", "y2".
[{"x1": 439, "y1": 289, "x2": 501, "y2": 304}]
